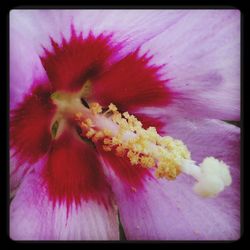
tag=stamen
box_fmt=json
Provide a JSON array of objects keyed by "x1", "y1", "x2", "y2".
[
  {"x1": 67, "y1": 98, "x2": 232, "y2": 198},
  {"x1": 89, "y1": 102, "x2": 102, "y2": 115},
  {"x1": 127, "y1": 150, "x2": 140, "y2": 165},
  {"x1": 86, "y1": 128, "x2": 96, "y2": 138},
  {"x1": 108, "y1": 103, "x2": 118, "y2": 112},
  {"x1": 85, "y1": 118, "x2": 94, "y2": 127},
  {"x1": 140, "y1": 156, "x2": 155, "y2": 168}
]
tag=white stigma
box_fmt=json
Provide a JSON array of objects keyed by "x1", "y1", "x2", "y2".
[{"x1": 181, "y1": 157, "x2": 232, "y2": 197}]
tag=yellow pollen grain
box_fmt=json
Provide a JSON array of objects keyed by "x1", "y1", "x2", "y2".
[
  {"x1": 127, "y1": 150, "x2": 140, "y2": 165},
  {"x1": 90, "y1": 102, "x2": 102, "y2": 115},
  {"x1": 123, "y1": 112, "x2": 130, "y2": 119},
  {"x1": 120, "y1": 118, "x2": 129, "y2": 129},
  {"x1": 85, "y1": 118, "x2": 93, "y2": 128},
  {"x1": 140, "y1": 156, "x2": 155, "y2": 168},
  {"x1": 108, "y1": 103, "x2": 118, "y2": 112},
  {"x1": 159, "y1": 136, "x2": 175, "y2": 149},
  {"x1": 86, "y1": 128, "x2": 96, "y2": 138},
  {"x1": 103, "y1": 129, "x2": 112, "y2": 137},
  {"x1": 103, "y1": 137, "x2": 112, "y2": 145},
  {"x1": 127, "y1": 115, "x2": 138, "y2": 124},
  {"x1": 146, "y1": 127, "x2": 159, "y2": 142},
  {"x1": 155, "y1": 157, "x2": 181, "y2": 180},
  {"x1": 80, "y1": 121, "x2": 88, "y2": 129},
  {"x1": 92, "y1": 131, "x2": 104, "y2": 142},
  {"x1": 112, "y1": 112, "x2": 122, "y2": 124},
  {"x1": 112, "y1": 136, "x2": 122, "y2": 145},
  {"x1": 75, "y1": 112, "x2": 83, "y2": 120}
]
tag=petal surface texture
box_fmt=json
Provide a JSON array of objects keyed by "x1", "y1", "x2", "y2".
[
  {"x1": 10, "y1": 84, "x2": 55, "y2": 165},
  {"x1": 141, "y1": 10, "x2": 240, "y2": 120},
  {"x1": 9, "y1": 10, "x2": 184, "y2": 108},
  {"x1": 40, "y1": 31, "x2": 117, "y2": 92},
  {"x1": 42, "y1": 130, "x2": 113, "y2": 210},
  {"x1": 10, "y1": 83, "x2": 56, "y2": 194},
  {"x1": 100, "y1": 119, "x2": 240, "y2": 240},
  {"x1": 10, "y1": 171, "x2": 119, "y2": 240}
]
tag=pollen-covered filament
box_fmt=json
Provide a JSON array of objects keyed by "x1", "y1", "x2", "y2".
[
  {"x1": 73, "y1": 102, "x2": 232, "y2": 198},
  {"x1": 50, "y1": 87, "x2": 232, "y2": 198}
]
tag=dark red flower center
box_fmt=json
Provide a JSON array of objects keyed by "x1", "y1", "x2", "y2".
[{"x1": 10, "y1": 25, "x2": 173, "y2": 208}]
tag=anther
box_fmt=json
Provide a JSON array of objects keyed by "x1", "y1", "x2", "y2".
[
  {"x1": 89, "y1": 102, "x2": 102, "y2": 115},
  {"x1": 74, "y1": 101, "x2": 232, "y2": 198}
]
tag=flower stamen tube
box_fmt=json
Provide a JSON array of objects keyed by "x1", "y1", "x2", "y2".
[{"x1": 51, "y1": 88, "x2": 232, "y2": 198}]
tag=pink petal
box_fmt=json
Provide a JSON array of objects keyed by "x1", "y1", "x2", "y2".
[
  {"x1": 112, "y1": 175, "x2": 239, "y2": 240},
  {"x1": 10, "y1": 153, "x2": 32, "y2": 198},
  {"x1": 10, "y1": 10, "x2": 187, "y2": 55},
  {"x1": 10, "y1": 15, "x2": 48, "y2": 108},
  {"x1": 164, "y1": 118, "x2": 240, "y2": 230},
  {"x1": 141, "y1": 10, "x2": 240, "y2": 120},
  {"x1": 91, "y1": 49, "x2": 171, "y2": 111},
  {"x1": 99, "y1": 146, "x2": 151, "y2": 190},
  {"x1": 100, "y1": 119, "x2": 240, "y2": 240},
  {"x1": 10, "y1": 171, "x2": 119, "y2": 240},
  {"x1": 102, "y1": 167, "x2": 240, "y2": 240},
  {"x1": 10, "y1": 10, "x2": 187, "y2": 102},
  {"x1": 40, "y1": 30, "x2": 118, "y2": 92},
  {"x1": 10, "y1": 83, "x2": 56, "y2": 168},
  {"x1": 42, "y1": 130, "x2": 113, "y2": 211},
  {"x1": 10, "y1": 80, "x2": 55, "y2": 196},
  {"x1": 165, "y1": 118, "x2": 240, "y2": 168}
]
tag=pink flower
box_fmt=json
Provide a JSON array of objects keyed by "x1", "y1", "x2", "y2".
[{"x1": 10, "y1": 10, "x2": 240, "y2": 240}]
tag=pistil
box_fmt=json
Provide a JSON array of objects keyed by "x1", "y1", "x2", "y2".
[
  {"x1": 50, "y1": 89, "x2": 232, "y2": 198},
  {"x1": 74, "y1": 102, "x2": 232, "y2": 198}
]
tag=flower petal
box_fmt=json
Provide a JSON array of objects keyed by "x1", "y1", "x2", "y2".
[
  {"x1": 10, "y1": 10, "x2": 186, "y2": 103},
  {"x1": 100, "y1": 119, "x2": 240, "y2": 240},
  {"x1": 10, "y1": 171, "x2": 119, "y2": 240},
  {"x1": 117, "y1": 176, "x2": 239, "y2": 240},
  {"x1": 10, "y1": 14, "x2": 49, "y2": 108},
  {"x1": 10, "y1": 153, "x2": 32, "y2": 198},
  {"x1": 42, "y1": 129, "x2": 114, "y2": 210},
  {"x1": 91, "y1": 49, "x2": 171, "y2": 111},
  {"x1": 10, "y1": 83, "x2": 55, "y2": 166},
  {"x1": 99, "y1": 144, "x2": 152, "y2": 191},
  {"x1": 10, "y1": 10, "x2": 187, "y2": 56},
  {"x1": 165, "y1": 118, "x2": 240, "y2": 168},
  {"x1": 40, "y1": 30, "x2": 118, "y2": 92},
  {"x1": 101, "y1": 167, "x2": 240, "y2": 240},
  {"x1": 141, "y1": 10, "x2": 240, "y2": 120}
]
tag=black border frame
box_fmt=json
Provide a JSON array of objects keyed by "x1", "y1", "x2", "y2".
[{"x1": 0, "y1": 0, "x2": 247, "y2": 247}]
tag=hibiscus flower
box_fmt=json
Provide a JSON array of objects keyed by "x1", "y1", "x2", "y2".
[{"x1": 9, "y1": 9, "x2": 240, "y2": 240}]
